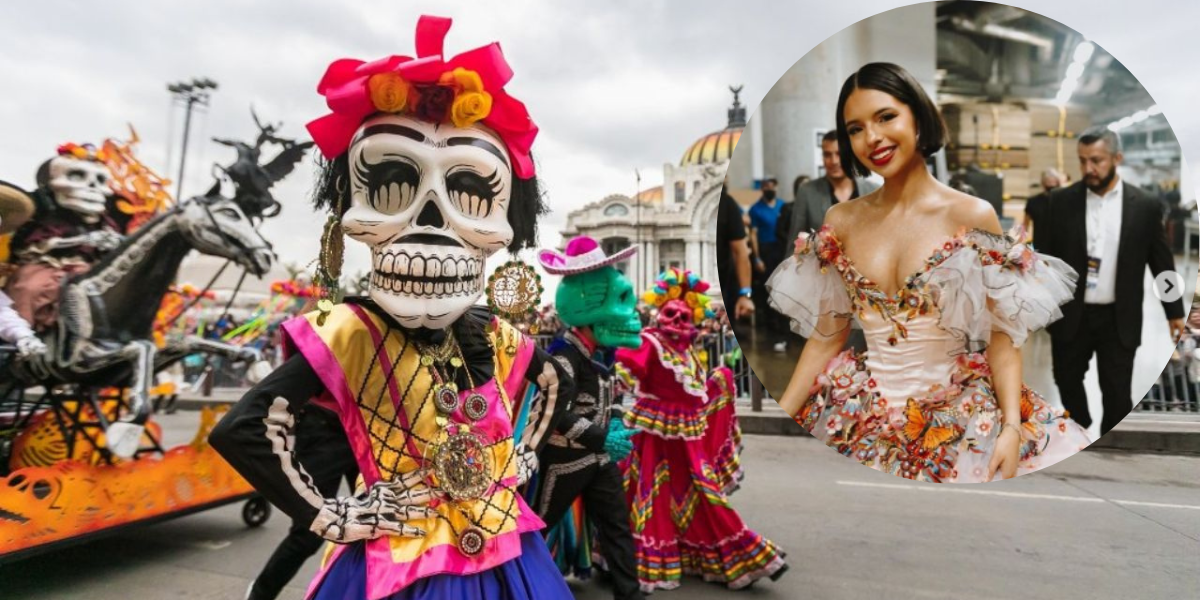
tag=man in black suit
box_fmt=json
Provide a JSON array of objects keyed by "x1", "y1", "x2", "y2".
[{"x1": 1040, "y1": 126, "x2": 1186, "y2": 435}]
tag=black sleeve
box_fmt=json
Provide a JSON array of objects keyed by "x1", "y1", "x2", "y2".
[
  {"x1": 516, "y1": 344, "x2": 575, "y2": 453},
  {"x1": 550, "y1": 348, "x2": 608, "y2": 453},
  {"x1": 1143, "y1": 198, "x2": 1185, "y2": 319},
  {"x1": 209, "y1": 353, "x2": 333, "y2": 525},
  {"x1": 723, "y1": 196, "x2": 746, "y2": 242},
  {"x1": 775, "y1": 202, "x2": 792, "y2": 243}
]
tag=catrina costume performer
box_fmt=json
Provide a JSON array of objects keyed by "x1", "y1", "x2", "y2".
[
  {"x1": 210, "y1": 16, "x2": 576, "y2": 600},
  {"x1": 617, "y1": 268, "x2": 786, "y2": 592},
  {"x1": 4, "y1": 143, "x2": 123, "y2": 333},
  {"x1": 532, "y1": 236, "x2": 644, "y2": 600}
]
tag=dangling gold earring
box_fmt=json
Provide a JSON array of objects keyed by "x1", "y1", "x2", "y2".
[{"x1": 316, "y1": 183, "x2": 346, "y2": 325}]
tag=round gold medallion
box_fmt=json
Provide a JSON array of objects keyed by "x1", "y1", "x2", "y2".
[
  {"x1": 427, "y1": 426, "x2": 492, "y2": 502},
  {"x1": 434, "y1": 385, "x2": 460, "y2": 414},
  {"x1": 463, "y1": 393, "x2": 489, "y2": 422},
  {"x1": 458, "y1": 527, "x2": 486, "y2": 557}
]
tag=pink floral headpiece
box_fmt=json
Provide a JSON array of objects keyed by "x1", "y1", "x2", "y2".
[{"x1": 306, "y1": 15, "x2": 538, "y2": 179}]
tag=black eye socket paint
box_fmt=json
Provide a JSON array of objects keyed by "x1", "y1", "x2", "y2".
[
  {"x1": 353, "y1": 156, "x2": 422, "y2": 212},
  {"x1": 447, "y1": 168, "x2": 504, "y2": 218}
]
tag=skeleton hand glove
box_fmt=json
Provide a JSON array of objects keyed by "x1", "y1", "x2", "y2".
[
  {"x1": 515, "y1": 443, "x2": 539, "y2": 485},
  {"x1": 603, "y1": 418, "x2": 636, "y2": 461},
  {"x1": 16, "y1": 335, "x2": 47, "y2": 357},
  {"x1": 309, "y1": 471, "x2": 437, "y2": 543}
]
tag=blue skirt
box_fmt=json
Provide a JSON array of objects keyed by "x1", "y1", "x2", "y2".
[{"x1": 310, "y1": 532, "x2": 573, "y2": 600}]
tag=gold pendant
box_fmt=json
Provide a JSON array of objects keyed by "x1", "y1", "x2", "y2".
[
  {"x1": 450, "y1": 356, "x2": 463, "y2": 369},
  {"x1": 434, "y1": 384, "x2": 461, "y2": 414},
  {"x1": 457, "y1": 527, "x2": 486, "y2": 557},
  {"x1": 420, "y1": 355, "x2": 434, "y2": 367},
  {"x1": 426, "y1": 426, "x2": 492, "y2": 502},
  {"x1": 463, "y1": 393, "x2": 489, "y2": 422}
]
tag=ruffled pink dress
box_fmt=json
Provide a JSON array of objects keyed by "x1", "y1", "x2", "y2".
[{"x1": 767, "y1": 225, "x2": 1091, "y2": 483}]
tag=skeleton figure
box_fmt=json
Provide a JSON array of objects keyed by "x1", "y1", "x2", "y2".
[
  {"x1": 5, "y1": 145, "x2": 124, "y2": 333},
  {"x1": 209, "y1": 15, "x2": 574, "y2": 600},
  {"x1": 341, "y1": 113, "x2": 516, "y2": 330},
  {"x1": 532, "y1": 237, "x2": 645, "y2": 600},
  {"x1": 45, "y1": 153, "x2": 111, "y2": 222}
]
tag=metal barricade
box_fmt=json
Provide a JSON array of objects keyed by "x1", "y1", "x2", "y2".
[{"x1": 1139, "y1": 333, "x2": 1200, "y2": 412}]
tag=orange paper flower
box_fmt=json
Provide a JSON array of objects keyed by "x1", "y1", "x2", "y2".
[{"x1": 368, "y1": 72, "x2": 411, "y2": 113}]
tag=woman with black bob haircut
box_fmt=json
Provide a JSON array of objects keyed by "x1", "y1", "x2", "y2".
[
  {"x1": 766, "y1": 62, "x2": 1090, "y2": 484},
  {"x1": 833, "y1": 62, "x2": 946, "y2": 179}
]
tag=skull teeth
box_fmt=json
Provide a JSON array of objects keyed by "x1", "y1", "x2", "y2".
[{"x1": 369, "y1": 249, "x2": 484, "y2": 298}]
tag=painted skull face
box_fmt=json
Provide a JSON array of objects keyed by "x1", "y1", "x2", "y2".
[
  {"x1": 48, "y1": 156, "x2": 110, "y2": 221},
  {"x1": 656, "y1": 299, "x2": 696, "y2": 342},
  {"x1": 555, "y1": 267, "x2": 642, "y2": 349},
  {"x1": 342, "y1": 114, "x2": 514, "y2": 329}
]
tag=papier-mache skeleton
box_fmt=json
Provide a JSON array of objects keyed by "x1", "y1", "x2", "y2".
[
  {"x1": 2, "y1": 134, "x2": 280, "y2": 458},
  {"x1": 209, "y1": 15, "x2": 577, "y2": 600},
  {"x1": 531, "y1": 236, "x2": 645, "y2": 600}
]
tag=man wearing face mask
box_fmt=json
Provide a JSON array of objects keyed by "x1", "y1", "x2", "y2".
[
  {"x1": 532, "y1": 237, "x2": 644, "y2": 600},
  {"x1": 210, "y1": 16, "x2": 576, "y2": 600},
  {"x1": 1039, "y1": 126, "x2": 1185, "y2": 435},
  {"x1": 747, "y1": 178, "x2": 785, "y2": 340}
]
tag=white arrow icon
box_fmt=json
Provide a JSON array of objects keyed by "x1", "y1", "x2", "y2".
[{"x1": 1153, "y1": 270, "x2": 1184, "y2": 303}]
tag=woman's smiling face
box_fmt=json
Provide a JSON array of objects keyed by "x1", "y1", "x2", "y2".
[{"x1": 842, "y1": 88, "x2": 919, "y2": 179}]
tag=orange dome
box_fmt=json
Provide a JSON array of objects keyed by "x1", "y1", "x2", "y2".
[
  {"x1": 680, "y1": 127, "x2": 741, "y2": 167},
  {"x1": 636, "y1": 186, "x2": 663, "y2": 203}
]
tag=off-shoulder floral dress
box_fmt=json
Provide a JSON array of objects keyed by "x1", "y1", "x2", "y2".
[{"x1": 767, "y1": 225, "x2": 1091, "y2": 483}]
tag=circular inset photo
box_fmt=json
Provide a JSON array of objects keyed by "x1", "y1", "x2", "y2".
[{"x1": 719, "y1": 1, "x2": 1198, "y2": 483}]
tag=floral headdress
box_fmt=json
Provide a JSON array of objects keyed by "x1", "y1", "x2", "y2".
[
  {"x1": 642, "y1": 267, "x2": 717, "y2": 325},
  {"x1": 57, "y1": 142, "x2": 109, "y2": 162},
  {"x1": 306, "y1": 15, "x2": 539, "y2": 179}
]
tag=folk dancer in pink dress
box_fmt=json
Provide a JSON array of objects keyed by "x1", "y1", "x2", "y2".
[{"x1": 617, "y1": 268, "x2": 786, "y2": 592}]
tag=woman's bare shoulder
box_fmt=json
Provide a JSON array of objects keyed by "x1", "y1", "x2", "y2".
[
  {"x1": 940, "y1": 186, "x2": 1003, "y2": 235},
  {"x1": 824, "y1": 187, "x2": 879, "y2": 230}
]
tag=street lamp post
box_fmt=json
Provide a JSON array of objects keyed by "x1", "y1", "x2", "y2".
[{"x1": 166, "y1": 78, "x2": 218, "y2": 200}]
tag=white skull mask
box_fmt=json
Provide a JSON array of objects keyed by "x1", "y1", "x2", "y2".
[
  {"x1": 47, "y1": 155, "x2": 111, "y2": 222},
  {"x1": 342, "y1": 114, "x2": 515, "y2": 330}
]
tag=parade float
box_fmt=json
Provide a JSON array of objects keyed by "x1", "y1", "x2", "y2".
[{"x1": 0, "y1": 119, "x2": 312, "y2": 563}]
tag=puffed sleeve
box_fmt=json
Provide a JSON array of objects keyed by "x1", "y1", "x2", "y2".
[
  {"x1": 766, "y1": 227, "x2": 856, "y2": 340},
  {"x1": 928, "y1": 229, "x2": 1078, "y2": 352}
]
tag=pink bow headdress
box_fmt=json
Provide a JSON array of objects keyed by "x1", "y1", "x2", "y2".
[{"x1": 306, "y1": 15, "x2": 538, "y2": 179}]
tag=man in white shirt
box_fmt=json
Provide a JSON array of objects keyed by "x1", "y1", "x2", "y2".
[{"x1": 1039, "y1": 126, "x2": 1186, "y2": 435}]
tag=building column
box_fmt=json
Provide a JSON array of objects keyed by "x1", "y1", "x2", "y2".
[{"x1": 757, "y1": 3, "x2": 935, "y2": 195}]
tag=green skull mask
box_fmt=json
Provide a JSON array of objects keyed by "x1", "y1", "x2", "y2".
[{"x1": 555, "y1": 266, "x2": 642, "y2": 349}]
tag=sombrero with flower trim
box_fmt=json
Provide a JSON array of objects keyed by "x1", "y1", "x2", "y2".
[
  {"x1": 538, "y1": 236, "x2": 637, "y2": 275},
  {"x1": 0, "y1": 180, "x2": 35, "y2": 235}
]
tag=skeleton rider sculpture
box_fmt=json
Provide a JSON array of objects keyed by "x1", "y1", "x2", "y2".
[
  {"x1": 211, "y1": 16, "x2": 576, "y2": 600},
  {"x1": 5, "y1": 143, "x2": 122, "y2": 335},
  {"x1": 534, "y1": 236, "x2": 644, "y2": 600}
]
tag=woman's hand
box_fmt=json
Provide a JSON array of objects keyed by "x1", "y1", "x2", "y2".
[{"x1": 987, "y1": 424, "x2": 1022, "y2": 482}]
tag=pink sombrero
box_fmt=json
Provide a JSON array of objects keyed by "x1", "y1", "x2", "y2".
[{"x1": 538, "y1": 236, "x2": 637, "y2": 275}]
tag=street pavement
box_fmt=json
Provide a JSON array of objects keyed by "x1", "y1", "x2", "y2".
[{"x1": 2, "y1": 413, "x2": 1196, "y2": 599}]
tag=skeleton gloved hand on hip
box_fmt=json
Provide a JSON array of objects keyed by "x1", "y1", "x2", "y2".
[{"x1": 309, "y1": 470, "x2": 437, "y2": 543}]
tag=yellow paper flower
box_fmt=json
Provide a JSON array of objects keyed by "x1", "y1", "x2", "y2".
[
  {"x1": 450, "y1": 91, "x2": 493, "y2": 128},
  {"x1": 668, "y1": 286, "x2": 682, "y2": 299},
  {"x1": 368, "y1": 72, "x2": 410, "y2": 113},
  {"x1": 642, "y1": 291, "x2": 659, "y2": 305},
  {"x1": 439, "y1": 68, "x2": 485, "y2": 93},
  {"x1": 685, "y1": 292, "x2": 698, "y2": 306},
  {"x1": 693, "y1": 307, "x2": 705, "y2": 322}
]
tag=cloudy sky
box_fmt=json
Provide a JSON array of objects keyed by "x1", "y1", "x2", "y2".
[{"x1": 3, "y1": 0, "x2": 1199, "y2": 292}]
